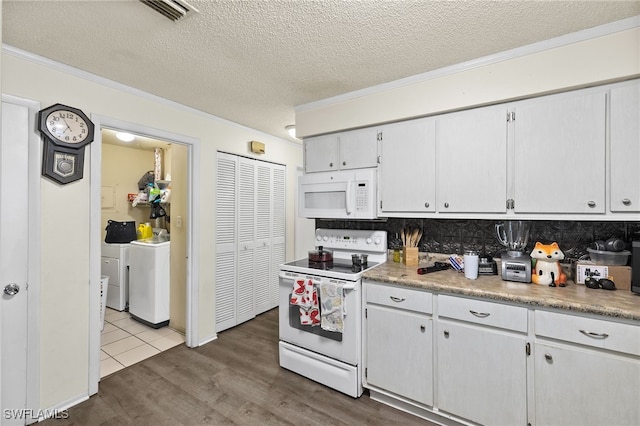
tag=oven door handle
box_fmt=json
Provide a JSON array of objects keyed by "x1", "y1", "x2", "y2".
[{"x1": 342, "y1": 283, "x2": 355, "y2": 291}]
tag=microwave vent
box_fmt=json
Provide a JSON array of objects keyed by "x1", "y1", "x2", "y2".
[{"x1": 139, "y1": 0, "x2": 199, "y2": 21}]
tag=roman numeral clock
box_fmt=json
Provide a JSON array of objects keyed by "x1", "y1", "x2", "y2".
[{"x1": 37, "y1": 104, "x2": 95, "y2": 184}]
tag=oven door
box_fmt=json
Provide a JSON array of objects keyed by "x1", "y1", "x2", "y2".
[{"x1": 279, "y1": 271, "x2": 361, "y2": 365}]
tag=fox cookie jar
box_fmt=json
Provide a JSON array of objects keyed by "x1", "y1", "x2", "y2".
[{"x1": 530, "y1": 242, "x2": 567, "y2": 287}]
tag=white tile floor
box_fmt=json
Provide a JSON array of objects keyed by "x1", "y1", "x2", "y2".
[{"x1": 101, "y1": 307, "x2": 185, "y2": 378}]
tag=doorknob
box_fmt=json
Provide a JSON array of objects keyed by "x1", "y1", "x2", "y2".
[{"x1": 4, "y1": 283, "x2": 20, "y2": 296}]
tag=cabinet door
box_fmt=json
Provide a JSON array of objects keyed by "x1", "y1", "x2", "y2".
[
  {"x1": 436, "y1": 320, "x2": 527, "y2": 425},
  {"x1": 610, "y1": 82, "x2": 640, "y2": 212},
  {"x1": 535, "y1": 342, "x2": 640, "y2": 426},
  {"x1": 270, "y1": 165, "x2": 286, "y2": 309},
  {"x1": 304, "y1": 134, "x2": 339, "y2": 172},
  {"x1": 379, "y1": 118, "x2": 436, "y2": 214},
  {"x1": 513, "y1": 91, "x2": 606, "y2": 213},
  {"x1": 338, "y1": 127, "x2": 379, "y2": 170},
  {"x1": 438, "y1": 105, "x2": 508, "y2": 213},
  {"x1": 215, "y1": 153, "x2": 238, "y2": 332},
  {"x1": 366, "y1": 305, "x2": 433, "y2": 406},
  {"x1": 237, "y1": 157, "x2": 256, "y2": 325}
]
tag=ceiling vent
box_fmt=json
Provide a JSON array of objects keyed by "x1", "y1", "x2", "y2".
[{"x1": 140, "y1": 0, "x2": 198, "y2": 21}]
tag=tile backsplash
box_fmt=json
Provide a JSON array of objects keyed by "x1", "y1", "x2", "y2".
[{"x1": 316, "y1": 218, "x2": 640, "y2": 262}]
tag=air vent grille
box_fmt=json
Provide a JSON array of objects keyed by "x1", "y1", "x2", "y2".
[{"x1": 140, "y1": 0, "x2": 198, "y2": 21}]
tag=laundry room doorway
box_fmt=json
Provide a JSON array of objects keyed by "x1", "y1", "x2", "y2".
[{"x1": 88, "y1": 116, "x2": 200, "y2": 395}]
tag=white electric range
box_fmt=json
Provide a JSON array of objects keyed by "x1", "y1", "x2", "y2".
[{"x1": 278, "y1": 228, "x2": 387, "y2": 397}]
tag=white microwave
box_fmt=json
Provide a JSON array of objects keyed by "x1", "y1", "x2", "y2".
[{"x1": 298, "y1": 169, "x2": 377, "y2": 219}]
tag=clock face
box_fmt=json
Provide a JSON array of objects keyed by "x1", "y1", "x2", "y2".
[{"x1": 45, "y1": 110, "x2": 90, "y2": 144}]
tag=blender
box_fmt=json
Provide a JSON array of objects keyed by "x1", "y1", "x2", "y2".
[{"x1": 495, "y1": 221, "x2": 532, "y2": 283}]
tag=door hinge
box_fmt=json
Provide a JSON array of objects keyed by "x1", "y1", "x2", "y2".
[
  {"x1": 506, "y1": 198, "x2": 515, "y2": 210},
  {"x1": 365, "y1": 308, "x2": 367, "y2": 318},
  {"x1": 526, "y1": 342, "x2": 531, "y2": 356},
  {"x1": 377, "y1": 155, "x2": 381, "y2": 164},
  {"x1": 379, "y1": 200, "x2": 382, "y2": 209},
  {"x1": 365, "y1": 367, "x2": 368, "y2": 378},
  {"x1": 377, "y1": 132, "x2": 382, "y2": 142},
  {"x1": 507, "y1": 111, "x2": 516, "y2": 122}
]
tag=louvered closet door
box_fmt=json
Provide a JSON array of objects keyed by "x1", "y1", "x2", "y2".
[
  {"x1": 254, "y1": 163, "x2": 272, "y2": 314},
  {"x1": 215, "y1": 153, "x2": 238, "y2": 332},
  {"x1": 237, "y1": 157, "x2": 256, "y2": 325},
  {"x1": 270, "y1": 165, "x2": 286, "y2": 309}
]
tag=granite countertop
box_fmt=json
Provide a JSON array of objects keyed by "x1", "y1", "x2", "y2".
[{"x1": 363, "y1": 260, "x2": 640, "y2": 322}]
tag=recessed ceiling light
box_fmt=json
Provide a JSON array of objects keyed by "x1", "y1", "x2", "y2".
[
  {"x1": 285, "y1": 125, "x2": 296, "y2": 139},
  {"x1": 116, "y1": 132, "x2": 135, "y2": 142}
]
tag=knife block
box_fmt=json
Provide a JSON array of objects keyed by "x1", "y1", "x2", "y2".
[{"x1": 403, "y1": 247, "x2": 419, "y2": 266}]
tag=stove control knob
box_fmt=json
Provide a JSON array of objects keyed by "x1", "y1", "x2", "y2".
[
  {"x1": 316, "y1": 235, "x2": 322, "y2": 242},
  {"x1": 323, "y1": 236, "x2": 329, "y2": 242},
  {"x1": 374, "y1": 237, "x2": 381, "y2": 245},
  {"x1": 366, "y1": 238, "x2": 372, "y2": 244}
]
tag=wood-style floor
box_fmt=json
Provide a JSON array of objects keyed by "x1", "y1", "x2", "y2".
[{"x1": 42, "y1": 308, "x2": 434, "y2": 425}]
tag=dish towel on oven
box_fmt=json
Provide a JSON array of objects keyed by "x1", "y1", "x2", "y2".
[
  {"x1": 290, "y1": 278, "x2": 320, "y2": 326},
  {"x1": 319, "y1": 281, "x2": 345, "y2": 333}
]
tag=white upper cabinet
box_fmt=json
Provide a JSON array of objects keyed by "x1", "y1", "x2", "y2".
[
  {"x1": 378, "y1": 118, "x2": 436, "y2": 214},
  {"x1": 304, "y1": 133, "x2": 339, "y2": 172},
  {"x1": 338, "y1": 127, "x2": 379, "y2": 170},
  {"x1": 438, "y1": 105, "x2": 508, "y2": 213},
  {"x1": 304, "y1": 127, "x2": 378, "y2": 173},
  {"x1": 609, "y1": 80, "x2": 640, "y2": 213},
  {"x1": 512, "y1": 90, "x2": 607, "y2": 214}
]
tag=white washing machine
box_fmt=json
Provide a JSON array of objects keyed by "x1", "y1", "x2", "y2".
[{"x1": 129, "y1": 240, "x2": 170, "y2": 328}]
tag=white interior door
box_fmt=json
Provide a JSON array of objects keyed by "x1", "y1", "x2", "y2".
[{"x1": 1, "y1": 101, "x2": 30, "y2": 425}]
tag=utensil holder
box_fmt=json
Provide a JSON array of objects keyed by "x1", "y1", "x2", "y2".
[{"x1": 403, "y1": 247, "x2": 419, "y2": 266}]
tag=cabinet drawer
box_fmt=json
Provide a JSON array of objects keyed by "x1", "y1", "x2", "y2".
[
  {"x1": 365, "y1": 282, "x2": 432, "y2": 314},
  {"x1": 535, "y1": 310, "x2": 640, "y2": 356},
  {"x1": 438, "y1": 295, "x2": 527, "y2": 332}
]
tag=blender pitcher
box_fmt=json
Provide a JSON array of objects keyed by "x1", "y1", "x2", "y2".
[{"x1": 495, "y1": 221, "x2": 531, "y2": 253}]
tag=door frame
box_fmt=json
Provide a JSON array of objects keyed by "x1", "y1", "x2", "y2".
[
  {"x1": 88, "y1": 115, "x2": 200, "y2": 395},
  {"x1": 0, "y1": 94, "x2": 42, "y2": 423}
]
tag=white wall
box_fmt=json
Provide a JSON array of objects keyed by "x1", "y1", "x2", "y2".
[
  {"x1": 296, "y1": 23, "x2": 640, "y2": 138},
  {"x1": 1, "y1": 51, "x2": 303, "y2": 410}
]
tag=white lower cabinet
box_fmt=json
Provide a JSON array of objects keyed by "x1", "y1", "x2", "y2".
[
  {"x1": 364, "y1": 282, "x2": 433, "y2": 406},
  {"x1": 533, "y1": 310, "x2": 640, "y2": 426},
  {"x1": 363, "y1": 285, "x2": 640, "y2": 426},
  {"x1": 436, "y1": 296, "x2": 528, "y2": 426}
]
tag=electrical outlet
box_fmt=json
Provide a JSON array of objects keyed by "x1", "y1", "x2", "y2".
[{"x1": 175, "y1": 215, "x2": 183, "y2": 228}]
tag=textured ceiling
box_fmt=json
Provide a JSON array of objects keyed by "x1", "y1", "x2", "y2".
[{"x1": 3, "y1": 1, "x2": 639, "y2": 143}]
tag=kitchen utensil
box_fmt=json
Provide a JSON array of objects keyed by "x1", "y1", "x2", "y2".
[
  {"x1": 417, "y1": 262, "x2": 449, "y2": 274},
  {"x1": 587, "y1": 248, "x2": 630, "y2": 265},
  {"x1": 309, "y1": 246, "x2": 333, "y2": 262},
  {"x1": 478, "y1": 256, "x2": 498, "y2": 275}
]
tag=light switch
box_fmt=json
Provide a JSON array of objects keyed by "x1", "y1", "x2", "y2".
[{"x1": 175, "y1": 216, "x2": 183, "y2": 228}]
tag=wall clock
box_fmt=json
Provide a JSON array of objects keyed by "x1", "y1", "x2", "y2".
[
  {"x1": 41, "y1": 139, "x2": 85, "y2": 185},
  {"x1": 38, "y1": 103, "x2": 94, "y2": 149}
]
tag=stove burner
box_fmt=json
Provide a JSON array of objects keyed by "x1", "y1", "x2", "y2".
[{"x1": 308, "y1": 260, "x2": 333, "y2": 270}]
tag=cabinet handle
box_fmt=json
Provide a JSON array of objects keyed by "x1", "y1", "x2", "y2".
[
  {"x1": 444, "y1": 202, "x2": 449, "y2": 208},
  {"x1": 622, "y1": 198, "x2": 631, "y2": 206},
  {"x1": 579, "y1": 329, "x2": 609, "y2": 339},
  {"x1": 469, "y1": 310, "x2": 490, "y2": 318},
  {"x1": 342, "y1": 161, "x2": 346, "y2": 166},
  {"x1": 544, "y1": 353, "x2": 553, "y2": 362},
  {"x1": 329, "y1": 162, "x2": 334, "y2": 167},
  {"x1": 389, "y1": 296, "x2": 405, "y2": 303},
  {"x1": 587, "y1": 201, "x2": 596, "y2": 208},
  {"x1": 424, "y1": 202, "x2": 430, "y2": 208},
  {"x1": 443, "y1": 330, "x2": 450, "y2": 338},
  {"x1": 420, "y1": 325, "x2": 426, "y2": 332}
]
